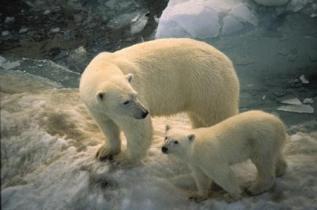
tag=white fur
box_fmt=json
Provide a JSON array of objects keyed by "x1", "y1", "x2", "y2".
[
  {"x1": 79, "y1": 38, "x2": 239, "y2": 163},
  {"x1": 163, "y1": 110, "x2": 287, "y2": 200}
]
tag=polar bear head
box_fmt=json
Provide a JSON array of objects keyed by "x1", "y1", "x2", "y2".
[
  {"x1": 95, "y1": 73, "x2": 149, "y2": 120},
  {"x1": 161, "y1": 125, "x2": 195, "y2": 157}
]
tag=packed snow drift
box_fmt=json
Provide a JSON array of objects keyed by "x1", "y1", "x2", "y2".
[{"x1": 1, "y1": 66, "x2": 316, "y2": 210}]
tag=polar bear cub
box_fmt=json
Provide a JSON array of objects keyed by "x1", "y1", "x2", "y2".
[{"x1": 162, "y1": 110, "x2": 287, "y2": 200}]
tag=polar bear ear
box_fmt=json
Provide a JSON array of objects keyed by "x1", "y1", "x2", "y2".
[
  {"x1": 96, "y1": 91, "x2": 105, "y2": 101},
  {"x1": 188, "y1": 134, "x2": 195, "y2": 142},
  {"x1": 126, "y1": 73, "x2": 134, "y2": 83},
  {"x1": 165, "y1": 124, "x2": 171, "y2": 132}
]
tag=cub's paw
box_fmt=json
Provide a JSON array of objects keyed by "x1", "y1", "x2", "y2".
[
  {"x1": 223, "y1": 193, "x2": 241, "y2": 203},
  {"x1": 189, "y1": 193, "x2": 208, "y2": 202},
  {"x1": 95, "y1": 145, "x2": 119, "y2": 161},
  {"x1": 246, "y1": 183, "x2": 271, "y2": 196}
]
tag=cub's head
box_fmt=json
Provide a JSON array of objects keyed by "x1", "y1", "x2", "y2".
[
  {"x1": 161, "y1": 125, "x2": 195, "y2": 157},
  {"x1": 96, "y1": 73, "x2": 149, "y2": 120}
]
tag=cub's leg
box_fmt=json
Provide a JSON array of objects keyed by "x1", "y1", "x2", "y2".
[
  {"x1": 169, "y1": 174, "x2": 197, "y2": 190},
  {"x1": 275, "y1": 154, "x2": 287, "y2": 177},
  {"x1": 189, "y1": 166, "x2": 211, "y2": 202},
  {"x1": 202, "y1": 164, "x2": 242, "y2": 201},
  {"x1": 249, "y1": 156, "x2": 276, "y2": 195}
]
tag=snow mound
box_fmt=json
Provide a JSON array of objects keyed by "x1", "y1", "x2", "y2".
[
  {"x1": 156, "y1": 0, "x2": 257, "y2": 39},
  {"x1": 155, "y1": 0, "x2": 317, "y2": 39},
  {"x1": 1, "y1": 70, "x2": 317, "y2": 210}
]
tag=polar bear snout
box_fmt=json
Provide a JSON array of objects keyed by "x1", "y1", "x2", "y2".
[
  {"x1": 133, "y1": 99, "x2": 149, "y2": 120},
  {"x1": 133, "y1": 110, "x2": 148, "y2": 119},
  {"x1": 161, "y1": 146, "x2": 168, "y2": 154},
  {"x1": 132, "y1": 102, "x2": 149, "y2": 119}
]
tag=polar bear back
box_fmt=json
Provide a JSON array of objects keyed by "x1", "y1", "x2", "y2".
[
  {"x1": 112, "y1": 38, "x2": 239, "y2": 116},
  {"x1": 192, "y1": 111, "x2": 287, "y2": 165}
]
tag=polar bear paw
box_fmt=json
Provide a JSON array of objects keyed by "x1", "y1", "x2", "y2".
[
  {"x1": 246, "y1": 181, "x2": 273, "y2": 196},
  {"x1": 223, "y1": 193, "x2": 241, "y2": 203},
  {"x1": 189, "y1": 193, "x2": 208, "y2": 202},
  {"x1": 95, "y1": 144, "x2": 120, "y2": 161}
]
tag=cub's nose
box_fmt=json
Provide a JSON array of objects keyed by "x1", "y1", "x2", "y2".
[{"x1": 161, "y1": 146, "x2": 168, "y2": 154}]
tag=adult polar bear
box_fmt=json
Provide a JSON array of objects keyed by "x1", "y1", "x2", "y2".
[{"x1": 79, "y1": 38, "x2": 239, "y2": 163}]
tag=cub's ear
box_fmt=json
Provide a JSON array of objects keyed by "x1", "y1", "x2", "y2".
[
  {"x1": 188, "y1": 134, "x2": 195, "y2": 142},
  {"x1": 165, "y1": 124, "x2": 171, "y2": 133},
  {"x1": 96, "y1": 91, "x2": 105, "y2": 101},
  {"x1": 126, "y1": 73, "x2": 134, "y2": 83}
]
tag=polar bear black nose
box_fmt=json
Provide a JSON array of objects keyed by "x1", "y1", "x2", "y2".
[
  {"x1": 161, "y1": 146, "x2": 168, "y2": 154},
  {"x1": 142, "y1": 110, "x2": 149, "y2": 118}
]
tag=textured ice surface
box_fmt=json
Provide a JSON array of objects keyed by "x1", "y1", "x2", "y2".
[
  {"x1": 254, "y1": 0, "x2": 289, "y2": 6},
  {"x1": 156, "y1": 0, "x2": 257, "y2": 38},
  {"x1": 277, "y1": 104, "x2": 314, "y2": 114},
  {"x1": 156, "y1": 0, "x2": 316, "y2": 38},
  {"x1": 1, "y1": 69, "x2": 317, "y2": 210},
  {"x1": 0, "y1": 57, "x2": 80, "y2": 88}
]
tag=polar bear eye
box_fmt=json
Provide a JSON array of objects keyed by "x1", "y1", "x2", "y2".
[
  {"x1": 174, "y1": 141, "x2": 179, "y2": 144},
  {"x1": 123, "y1": 100, "x2": 130, "y2": 105}
]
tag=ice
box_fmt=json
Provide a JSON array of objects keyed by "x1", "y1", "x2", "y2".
[
  {"x1": 18, "y1": 27, "x2": 28, "y2": 34},
  {"x1": 50, "y1": 27, "x2": 60, "y2": 33},
  {"x1": 156, "y1": 0, "x2": 258, "y2": 38},
  {"x1": 277, "y1": 104, "x2": 314, "y2": 114},
  {"x1": 280, "y1": 97, "x2": 302, "y2": 105},
  {"x1": 108, "y1": 13, "x2": 131, "y2": 29},
  {"x1": 156, "y1": 0, "x2": 317, "y2": 39},
  {"x1": 287, "y1": 0, "x2": 313, "y2": 12},
  {"x1": 1, "y1": 31, "x2": 10, "y2": 36},
  {"x1": 4, "y1": 17, "x2": 15, "y2": 24},
  {"x1": 253, "y1": 0, "x2": 289, "y2": 6},
  {"x1": 1, "y1": 59, "x2": 21, "y2": 70},
  {"x1": 1, "y1": 69, "x2": 317, "y2": 210},
  {"x1": 130, "y1": 12, "x2": 149, "y2": 35},
  {"x1": 0, "y1": 57, "x2": 80, "y2": 87},
  {"x1": 299, "y1": 74, "x2": 309, "y2": 84},
  {"x1": 156, "y1": 0, "x2": 222, "y2": 38},
  {"x1": 303, "y1": 98, "x2": 314, "y2": 104}
]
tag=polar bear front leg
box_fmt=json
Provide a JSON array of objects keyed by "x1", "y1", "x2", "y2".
[
  {"x1": 94, "y1": 117, "x2": 121, "y2": 161},
  {"x1": 115, "y1": 116, "x2": 153, "y2": 164},
  {"x1": 189, "y1": 166, "x2": 211, "y2": 202},
  {"x1": 203, "y1": 164, "x2": 242, "y2": 201}
]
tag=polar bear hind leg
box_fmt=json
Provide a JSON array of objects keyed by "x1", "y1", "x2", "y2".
[
  {"x1": 248, "y1": 155, "x2": 276, "y2": 195},
  {"x1": 275, "y1": 155, "x2": 287, "y2": 177}
]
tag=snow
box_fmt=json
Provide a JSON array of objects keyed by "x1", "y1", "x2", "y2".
[
  {"x1": 130, "y1": 12, "x2": 149, "y2": 35},
  {"x1": 277, "y1": 105, "x2": 314, "y2": 114},
  {"x1": 1, "y1": 70, "x2": 317, "y2": 210},
  {"x1": 156, "y1": 0, "x2": 317, "y2": 38},
  {"x1": 299, "y1": 75, "x2": 309, "y2": 84},
  {"x1": 277, "y1": 97, "x2": 315, "y2": 114},
  {"x1": 156, "y1": 0, "x2": 257, "y2": 38},
  {"x1": 280, "y1": 97, "x2": 303, "y2": 105},
  {"x1": 253, "y1": 0, "x2": 289, "y2": 6}
]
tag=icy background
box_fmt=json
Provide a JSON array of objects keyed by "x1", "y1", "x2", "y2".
[{"x1": 1, "y1": 0, "x2": 317, "y2": 209}]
